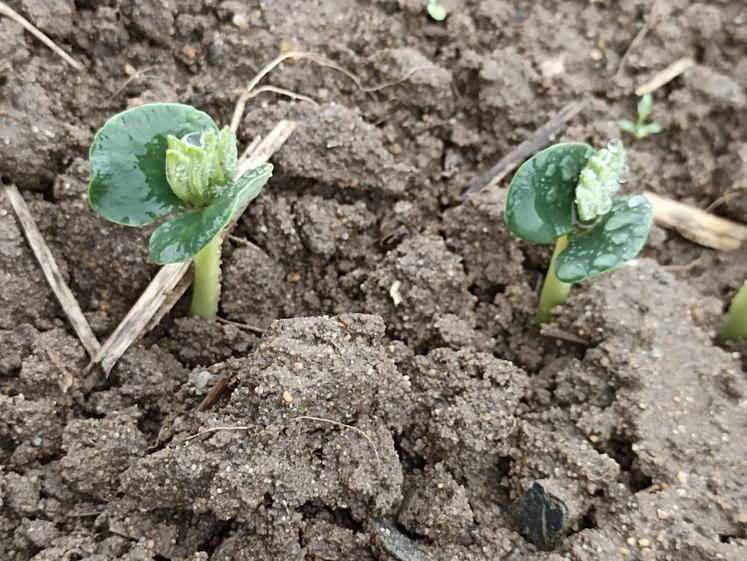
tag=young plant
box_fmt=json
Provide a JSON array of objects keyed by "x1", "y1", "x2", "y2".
[
  {"x1": 617, "y1": 93, "x2": 662, "y2": 140},
  {"x1": 505, "y1": 140, "x2": 653, "y2": 323},
  {"x1": 719, "y1": 281, "x2": 747, "y2": 341},
  {"x1": 88, "y1": 103, "x2": 272, "y2": 319}
]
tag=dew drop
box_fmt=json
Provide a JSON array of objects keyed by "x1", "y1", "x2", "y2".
[
  {"x1": 560, "y1": 155, "x2": 576, "y2": 181},
  {"x1": 593, "y1": 253, "x2": 618, "y2": 269},
  {"x1": 617, "y1": 164, "x2": 630, "y2": 184},
  {"x1": 556, "y1": 260, "x2": 586, "y2": 281},
  {"x1": 607, "y1": 138, "x2": 622, "y2": 153},
  {"x1": 604, "y1": 211, "x2": 637, "y2": 231}
]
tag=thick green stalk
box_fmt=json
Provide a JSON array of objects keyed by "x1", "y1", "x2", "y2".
[
  {"x1": 189, "y1": 234, "x2": 222, "y2": 319},
  {"x1": 536, "y1": 235, "x2": 571, "y2": 324},
  {"x1": 719, "y1": 280, "x2": 747, "y2": 342}
]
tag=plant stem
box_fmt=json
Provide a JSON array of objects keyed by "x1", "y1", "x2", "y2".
[
  {"x1": 536, "y1": 235, "x2": 571, "y2": 324},
  {"x1": 189, "y1": 234, "x2": 222, "y2": 319},
  {"x1": 719, "y1": 280, "x2": 747, "y2": 342}
]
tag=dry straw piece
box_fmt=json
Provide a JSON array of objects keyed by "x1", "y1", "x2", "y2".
[
  {"x1": 0, "y1": 2, "x2": 84, "y2": 71},
  {"x1": 5, "y1": 185, "x2": 101, "y2": 357},
  {"x1": 645, "y1": 191, "x2": 747, "y2": 251}
]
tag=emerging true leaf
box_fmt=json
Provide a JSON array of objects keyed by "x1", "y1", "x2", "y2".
[
  {"x1": 149, "y1": 164, "x2": 273, "y2": 264},
  {"x1": 165, "y1": 126, "x2": 238, "y2": 207},
  {"x1": 574, "y1": 139, "x2": 628, "y2": 223}
]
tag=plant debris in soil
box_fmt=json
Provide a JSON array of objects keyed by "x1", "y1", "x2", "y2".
[{"x1": 2, "y1": 1, "x2": 747, "y2": 560}]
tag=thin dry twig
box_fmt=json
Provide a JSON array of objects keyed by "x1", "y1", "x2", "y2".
[
  {"x1": 662, "y1": 255, "x2": 707, "y2": 274},
  {"x1": 463, "y1": 100, "x2": 586, "y2": 197},
  {"x1": 5, "y1": 185, "x2": 101, "y2": 358},
  {"x1": 645, "y1": 190, "x2": 747, "y2": 251},
  {"x1": 183, "y1": 425, "x2": 252, "y2": 442},
  {"x1": 230, "y1": 51, "x2": 313, "y2": 132},
  {"x1": 229, "y1": 50, "x2": 436, "y2": 132},
  {"x1": 615, "y1": 0, "x2": 664, "y2": 79},
  {"x1": 215, "y1": 315, "x2": 265, "y2": 335},
  {"x1": 236, "y1": 84, "x2": 319, "y2": 107},
  {"x1": 703, "y1": 189, "x2": 747, "y2": 213},
  {"x1": 196, "y1": 376, "x2": 230, "y2": 412},
  {"x1": 109, "y1": 65, "x2": 158, "y2": 101},
  {"x1": 180, "y1": 416, "x2": 381, "y2": 469},
  {"x1": 292, "y1": 415, "x2": 381, "y2": 466},
  {"x1": 85, "y1": 120, "x2": 296, "y2": 387},
  {"x1": 0, "y1": 2, "x2": 84, "y2": 71},
  {"x1": 83, "y1": 261, "x2": 189, "y2": 389},
  {"x1": 635, "y1": 57, "x2": 695, "y2": 96}
]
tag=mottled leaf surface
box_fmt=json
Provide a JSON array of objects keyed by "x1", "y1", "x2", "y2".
[
  {"x1": 89, "y1": 103, "x2": 217, "y2": 226},
  {"x1": 505, "y1": 143, "x2": 593, "y2": 244},
  {"x1": 555, "y1": 195, "x2": 653, "y2": 282}
]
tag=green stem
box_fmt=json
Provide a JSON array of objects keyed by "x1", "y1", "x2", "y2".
[
  {"x1": 189, "y1": 234, "x2": 222, "y2": 319},
  {"x1": 719, "y1": 280, "x2": 747, "y2": 342},
  {"x1": 536, "y1": 235, "x2": 571, "y2": 324}
]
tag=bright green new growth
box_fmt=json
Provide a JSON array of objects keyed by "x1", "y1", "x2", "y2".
[
  {"x1": 618, "y1": 93, "x2": 663, "y2": 140},
  {"x1": 505, "y1": 140, "x2": 653, "y2": 323},
  {"x1": 719, "y1": 281, "x2": 747, "y2": 342},
  {"x1": 426, "y1": 0, "x2": 447, "y2": 21},
  {"x1": 575, "y1": 139, "x2": 627, "y2": 222},
  {"x1": 88, "y1": 103, "x2": 272, "y2": 319},
  {"x1": 165, "y1": 127, "x2": 237, "y2": 206}
]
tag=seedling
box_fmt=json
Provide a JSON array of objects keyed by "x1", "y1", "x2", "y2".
[
  {"x1": 88, "y1": 103, "x2": 272, "y2": 319},
  {"x1": 426, "y1": 0, "x2": 447, "y2": 21},
  {"x1": 505, "y1": 140, "x2": 653, "y2": 323},
  {"x1": 617, "y1": 93, "x2": 662, "y2": 140},
  {"x1": 719, "y1": 281, "x2": 747, "y2": 341}
]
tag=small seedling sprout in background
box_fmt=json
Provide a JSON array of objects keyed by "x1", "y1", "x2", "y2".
[
  {"x1": 719, "y1": 281, "x2": 747, "y2": 342},
  {"x1": 618, "y1": 93, "x2": 663, "y2": 140},
  {"x1": 88, "y1": 103, "x2": 272, "y2": 320},
  {"x1": 426, "y1": 0, "x2": 447, "y2": 21},
  {"x1": 505, "y1": 139, "x2": 653, "y2": 323}
]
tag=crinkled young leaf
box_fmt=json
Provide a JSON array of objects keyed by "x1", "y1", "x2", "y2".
[
  {"x1": 554, "y1": 195, "x2": 653, "y2": 283},
  {"x1": 89, "y1": 103, "x2": 218, "y2": 226},
  {"x1": 575, "y1": 139, "x2": 627, "y2": 223},
  {"x1": 505, "y1": 143, "x2": 593, "y2": 244},
  {"x1": 148, "y1": 164, "x2": 273, "y2": 264}
]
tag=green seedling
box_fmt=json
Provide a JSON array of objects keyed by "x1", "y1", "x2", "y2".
[
  {"x1": 426, "y1": 0, "x2": 447, "y2": 21},
  {"x1": 617, "y1": 93, "x2": 662, "y2": 140},
  {"x1": 88, "y1": 103, "x2": 272, "y2": 319},
  {"x1": 505, "y1": 139, "x2": 653, "y2": 323},
  {"x1": 719, "y1": 281, "x2": 747, "y2": 341}
]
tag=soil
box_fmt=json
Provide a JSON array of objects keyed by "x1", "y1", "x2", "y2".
[{"x1": 1, "y1": 1, "x2": 747, "y2": 560}]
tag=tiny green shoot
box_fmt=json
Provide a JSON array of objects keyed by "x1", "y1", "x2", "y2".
[
  {"x1": 88, "y1": 103, "x2": 272, "y2": 320},
  {"x1": 505, "y1": 140, "x2": 653, "y2": 323},
  {"x1": 426, "y1": 0, "x2": 447, "y2": 21},
  {"x1": 617, "y1": 93, "x2": 663, "y2": 140},
  {"x1": 719, "y1": 281, "x2": 747, "y2": 342}
]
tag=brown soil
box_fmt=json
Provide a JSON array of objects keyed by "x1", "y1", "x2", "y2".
[{"x1": 2, "y1": 1, "x2": 747, "y2": 560}]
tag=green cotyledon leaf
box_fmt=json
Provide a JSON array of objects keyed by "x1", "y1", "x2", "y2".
[
  {"x1": 148, "y1": 164, "x2": 273, "y2": 264},
  {"x1": 88, "y1": 103, "x2": 218, "y2": 226},
  {"x1": 554, "y1": 195, "x2": 653, "y2": 283},
  {"x1": 505, "y1": 143, "x2": 594, "y2": 244}
]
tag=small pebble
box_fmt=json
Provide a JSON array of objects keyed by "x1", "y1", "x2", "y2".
[
  {"x1": 282, "y1": 390, "x2": 293, "y2": 405},
  {"x1": 207, "y1": 36, "x2": 224, "y2": 65}
]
